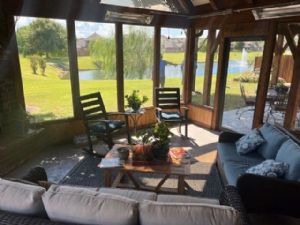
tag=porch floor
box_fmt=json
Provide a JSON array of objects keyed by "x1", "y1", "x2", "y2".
[{"x1": 6, "y1": 124, "x2": 219, "y2": 183}]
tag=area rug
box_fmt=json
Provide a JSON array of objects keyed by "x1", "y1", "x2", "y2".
[{"x1": 60, "y1": 155, "x2": 223, "y2": 198}]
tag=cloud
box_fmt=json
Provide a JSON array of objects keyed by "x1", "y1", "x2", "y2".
[{"x1": 75, "y1": 21, "x2": 115, "y2": 38}]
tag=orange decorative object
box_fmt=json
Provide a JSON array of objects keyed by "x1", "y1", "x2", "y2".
[{"x1": 132, "y1": 144, "x2": 153, "y2": 161}]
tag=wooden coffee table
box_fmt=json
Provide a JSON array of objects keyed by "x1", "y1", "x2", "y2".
[{"x1": 99, "y1": 145, "x2": 191, "y2": 194}]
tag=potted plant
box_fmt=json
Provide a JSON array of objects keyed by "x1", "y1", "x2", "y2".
[
  {"x1": 151, "y1": 122, "x2": 172, "y2": 161},
  {"x1": 125, "y1": 90, "x2": 148, "y2": 112},
  {"x1": 138, "y1": 122, "x2": 172, "y2": 160},
  {"x1": 132, "y1": 130, "x2": 154, "y2": 161}
]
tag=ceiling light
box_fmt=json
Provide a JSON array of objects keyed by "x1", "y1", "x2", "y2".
[
  {"x1": 252, "y1": 4, "x2": 300, "y2": 20},
  {"x1": 105, "y1": 11, "x2": 153, "y2": 24}
]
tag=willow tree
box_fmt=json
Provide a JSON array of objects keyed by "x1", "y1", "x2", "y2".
[
  {"x1": 123, "y1": 27, "x2": 153, "y2": 79},
  {"x1": 89, "y1": 37, "x2": 116, "y2": 79}
]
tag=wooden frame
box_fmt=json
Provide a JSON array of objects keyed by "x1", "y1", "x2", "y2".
[
  {"x1": 67, "y1": 19, "x2": 80, "y2": 118},
  {"x1": 115, "y1": 23, "x2": 124, "y2": 112}
]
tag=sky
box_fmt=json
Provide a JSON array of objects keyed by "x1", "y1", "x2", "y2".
[{"x1": 15, "y1": 16, "x2": 196, "y2": 39}]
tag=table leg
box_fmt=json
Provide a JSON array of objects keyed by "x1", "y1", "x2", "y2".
[
  {"x1": 104, "y1": 169, "x2": 112, "y2": 187},
  {"x1": 112, "y1": 171, "x2": 125, "y2": 188},
  {"x1": 155, "y1": 174, "x2": 170, "y2": 193},
  {"x1": 126, "y1": 171, "x2": 140, "y2": 189},
  {"x1": 178, "y1": 175, "x2": 185, "y2": 194}
]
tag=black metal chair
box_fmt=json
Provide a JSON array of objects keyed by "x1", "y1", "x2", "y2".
[
  {"x1": 155, "y1": 88, "x2": 189, "y2": 137},
  {"x1": 266, "y1": 91, "x2": 288, "y2": 124},
  {"x1": 236, "y1": 83, "x2": 256, "y2": 119},
  {"x1": 78, "y1": 92, "x2": 131, "y2": 154}
]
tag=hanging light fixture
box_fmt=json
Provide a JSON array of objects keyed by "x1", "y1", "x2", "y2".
[
  {"x1": 105, "y1": 10, "x2": 153, "y2": 24},
  {"x1": 252, "y1": 3, "x2": 300, "y2": 20}
]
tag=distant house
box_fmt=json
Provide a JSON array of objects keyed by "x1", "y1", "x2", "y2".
[
  {"x1": 76, "y1": 32, "x2": 101, "y2": 56},
  {"x1": 161, "y1": 35, "x2": 186, "y2": 53}
]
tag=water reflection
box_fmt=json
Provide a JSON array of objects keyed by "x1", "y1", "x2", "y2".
[{"x1": 78, "y1": 60, "x2": 250, "y2": 80}]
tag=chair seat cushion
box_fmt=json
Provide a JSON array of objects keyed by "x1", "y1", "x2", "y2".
[
  {"x1": 43, "y1": 185, "x2": 138, "y2": 225},
  {"x1": 217, "y1": 143, "x2": 264, "y2": 167},
  {"x1": 0, "y1": 179, "x2": 46, "y2": 217},
  {"x1": 99, "y1": 188, "x2": 157, "y2": 202},
  {"x1": 89, "y1": 120, "x2": 125, "y2": 133},
  {"x1": 159, "y1": 112, "x2": 182, "y2": 121},
  {"x1": 139, "y1": 200, "x2": 242, "y2": 225}
]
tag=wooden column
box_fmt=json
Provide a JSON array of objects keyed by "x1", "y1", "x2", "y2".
[
  {"x1": 284, "y1": 30, "x2": 300, "y2": 129},
  {"x1": 67, "y1": 19, "x2": 80, "y2": 118},
  {"x1": 183, "y1": 27, "x2": 196, "y2": 104},
  {"x1": 115, "y1": 23, "x2": 124, "y2": 112},
  {"x1": 253, "y1": 22, "x2": 277, "y2": 128},
  {"x1": 212, "y1": 35, "x2": 230, "y2": 130},
  {"x1": 3, "y1": 11, "x2": 25, "y2": 108},
  {"x1": 271, "y1": 34, "x2": 284, "y2": 85},
  {"x1": 153, "y1": 26, "x2": 161, "y2": 106},
  {"x1": 203, "y1": 29, "x2": 216, "y2": 106}
]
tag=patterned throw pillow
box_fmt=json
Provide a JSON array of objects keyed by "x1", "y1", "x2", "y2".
[
  {"x1": 235, "y1": 129, "x2": 265, "y2": 155},
  {"x1": 246, "y1": 159, "x2": 289, "y2": 178}
]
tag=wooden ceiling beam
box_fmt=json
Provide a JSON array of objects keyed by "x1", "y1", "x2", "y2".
[
  {"x1": 209, "y1": 0, "x2": 226, "y2": 10},
  {"x1": 283, "y1": 25, "x2": 298, "y2": 57}
]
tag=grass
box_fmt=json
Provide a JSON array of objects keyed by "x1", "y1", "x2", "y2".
[
  {"x1": 75, "y1": 52, "x2": 262, "y2": 70},
  {"x1": 19, "y1": 53, "x2": 260, "y2": 121}
]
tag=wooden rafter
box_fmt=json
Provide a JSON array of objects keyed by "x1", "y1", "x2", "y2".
[
  {"x1": 209, "y1": 0, "x2": 226, "y2": 10},
  {"x1": 283, "y1": 25, "x2": 297, "y2": 57}
]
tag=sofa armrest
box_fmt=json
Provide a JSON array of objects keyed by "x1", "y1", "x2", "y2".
[
  {"x1": 237, "y1": 173, "x2": 300, "y2": 218},
  {"x1": 218, "y1": 131, "x2": 244, "y2": 143},
  {"x1": 220, "y1": 186, "x2": 250, "y2": 225}
]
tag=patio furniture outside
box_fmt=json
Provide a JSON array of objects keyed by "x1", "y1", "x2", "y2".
[
  {"x1": 99, "y1": 145, "x2": 191, "y2": 194},
  {"x1": 236, "y1": 83, "x2": 256, "y2": 119}
]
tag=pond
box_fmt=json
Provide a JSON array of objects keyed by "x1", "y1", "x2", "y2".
[{"x1": 78, "y1": 60, "x2": 251, "y2": 80}]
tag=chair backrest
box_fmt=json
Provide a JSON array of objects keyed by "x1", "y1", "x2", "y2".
[
  {"x1": 274, "y1": 92, "x2": 288, "y2": 110},
  {"x1": 78, "y1": 92, "x2": 108, "y2": 120},
  {"x1": 155, "y1": 88, "x2": 180, "y2": 110}
]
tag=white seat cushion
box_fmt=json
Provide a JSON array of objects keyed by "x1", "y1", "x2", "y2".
[
  {"x1": 139, "y1": 200, "x2": 242, "y2": 225},
  {"x1": 43, "y1": 185, "x2": 138, "y2": 225},
  {"x1": 99, "y1": 188, "x2": 157, "y2": 202},
  {"x1": 157, "y1": 194, "x2": 219, "y2": 205},
  {"x1": 0, "y1": 178, "x2": 46, "y2": 216}
]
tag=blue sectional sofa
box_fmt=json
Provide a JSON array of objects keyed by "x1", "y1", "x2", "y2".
[{"x1": 217, "y1": 123, "x2": 300, "y2": 218}]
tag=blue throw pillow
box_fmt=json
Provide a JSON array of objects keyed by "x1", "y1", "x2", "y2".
[
  {"x1": 246, "y1": 159, "x2": 289, "y2": 178},
  {"x1": 275, "y1": 139, "x2": 300, "y2": 181},
  {"x1": 235, "y1": 129, "x2": 265, "y2": 155}
]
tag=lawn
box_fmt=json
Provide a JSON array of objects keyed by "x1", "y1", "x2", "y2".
[
  {"x1": 75, "y1": 52, "x2": 262, "y2": 70},
  {"x1": 19, "y1": 54, "x2": 259, "y2": 121}
]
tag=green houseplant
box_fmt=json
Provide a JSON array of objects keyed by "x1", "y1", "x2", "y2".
[
  {"x1": 125, "y1": 90, "x2": 148, "y2": 112},
  {"x1": 137, "y1": 122, "x2": 172, "y2": 161}
]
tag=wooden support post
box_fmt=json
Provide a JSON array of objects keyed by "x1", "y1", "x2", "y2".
[
  {"x1": 3, "y1": 11, "x2": 25, "y2": 109},
  {"x1": 115, "y1": 23, "x2": 124, "y2": 112},
  {"x1": 284, "y1": 37, "x2": 300, "y2": 129},
  {"x1": 203, "y1": 29, "x2": 216, "y2": 106},
  {"x1": 253, "y1": 22, "x2": 277, "y2": 128},
  {"x1": 212, "y1": 35, "x2": 230, "y2": 130},
  {"x1": 67, "y1": 19, "x2": 80, "y2": 118},
  {"x1": 183, "y1": 27, "x2": 196, "y2": 104},
  {"x1": 153, "y1": 26, "x2": 161, "y2": 106},
  {"x1": 271, "y1": 35, "x2": 284, "y2": 86}
]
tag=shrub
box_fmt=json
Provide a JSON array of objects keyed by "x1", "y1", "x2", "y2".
[
  {"x1": 39, "y1": 57, "x2": 46, "y2": 75},
  {"x1": 29, "y1": 55, "x2": 39, "y2": 74},
  {"x1": 233, "y1": 72, "x2": 259, "y2": 83}
]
